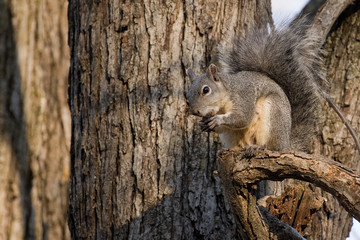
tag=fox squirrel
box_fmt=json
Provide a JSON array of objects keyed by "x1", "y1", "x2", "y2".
[{"x1": 186, "y1": 18, "x2": 360, "y2": 152}]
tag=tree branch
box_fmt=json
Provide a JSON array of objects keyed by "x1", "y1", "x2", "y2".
[
  {"x1": 259, "y1": 206, "x2": 306, "y2": 240},
  {"x1": 217, "y1": 150, "x2": 311, "y2": 239},
  {"x1": 218, "y1": 149, "x2": 360, "y2": 222},
  {"x1": 217, "y1": 154, "x2": 269, "y2": 240},
  {"x1": 309, "y1": 0, "x2": 354, "y2": 48}
]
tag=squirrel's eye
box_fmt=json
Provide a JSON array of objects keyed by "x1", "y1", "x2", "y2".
[{"x1": 202, "y1": 86, "x2": 210, "y2": 95}]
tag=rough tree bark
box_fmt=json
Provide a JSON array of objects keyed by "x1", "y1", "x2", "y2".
[
  {"x1": 0, "y1": 0, "x2": 70, "y2": 239},
  {"x1": 312, "y1": 2, "x2": 360, "y2": 239},
  {"x1": 67, "y1": 0, "x2": 360, "y2": 239},
  {"x1": 67, "y1": 0, "x2": 271, "y2": 239},
  {"x1": 218, "y1": 150, "x2": 360, "y2": 220}
]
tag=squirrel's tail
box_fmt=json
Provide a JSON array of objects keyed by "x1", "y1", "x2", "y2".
[{"x1": 217, "y1": 17, "x2": 327, "y2": 151}]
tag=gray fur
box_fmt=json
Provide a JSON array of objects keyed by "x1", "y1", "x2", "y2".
[
  {"x1": 215, "y1": 18, "x2": 326, "y2": 151},
  {"x1": 186, "y1": 66, "x2": 292, "y2": 151},
  {"x1": 187, "y1": 18, "x2": 360, "y2": 153}
]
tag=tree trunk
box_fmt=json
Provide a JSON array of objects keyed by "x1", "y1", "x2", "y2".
[
  {"x1": 67, "y1": 0, "x2": 360, "y2": 239},
  {"x1": 311, "y1": 3, "x2": 360, "y2": 240},
  {"x1": 67, "y1": 0, "x2": 271, "y2": 239},
  {"x1": 0, "y1": 0, "x2": 70, "y2": 239}
]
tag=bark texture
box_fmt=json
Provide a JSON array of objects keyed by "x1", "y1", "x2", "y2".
[
  {"x1": 67, "y1": 0, "x2": 360, "y2": 239},
  {"x1": 67, "y1": 0, "x2": 271, "y2": 239},
  {"x1": 311, "y1": 3, "x2": 360, "y2": 240},
  {"x1": 219, "y1": 150, "x2": 360, "y2": 222},
  {"x1": 0, "y1": 0, "x2": 70, "y2": 239},
  {"x1": 309, "y1": 0, "x2": 354, "y2": 49}
]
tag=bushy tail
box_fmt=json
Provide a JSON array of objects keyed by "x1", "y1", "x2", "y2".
[{"x1": 217, "y1": 17, "x2": 327, "y2": 151}]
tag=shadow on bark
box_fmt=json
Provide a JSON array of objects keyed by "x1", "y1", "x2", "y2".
[
  {"x1": 69, "y1": 191, "x2": 238, "y2": 240},
  {"x1": 0, "y1": 0, "x2": 35, "y2": 238}
]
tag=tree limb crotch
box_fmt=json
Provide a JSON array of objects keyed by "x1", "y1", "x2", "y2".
[{"x1": 217, "y1": 149, "x2": 360, "y2": 239}]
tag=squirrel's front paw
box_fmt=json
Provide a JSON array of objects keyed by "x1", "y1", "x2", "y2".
[{"x1": 199, "y1": 115, "x2": 222, "y2": 132}]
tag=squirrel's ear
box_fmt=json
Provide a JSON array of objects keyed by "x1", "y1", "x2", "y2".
[
  {"x1": 187, "y1": 68, "x2": 196, "y2": 81},
  {"x1": 209, "y1": 64, "x2": 219, "y2": 81}
]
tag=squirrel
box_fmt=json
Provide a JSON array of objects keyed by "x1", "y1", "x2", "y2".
[{"x1": 185, "y1": 17, "x2": 360, "y2": 152}]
